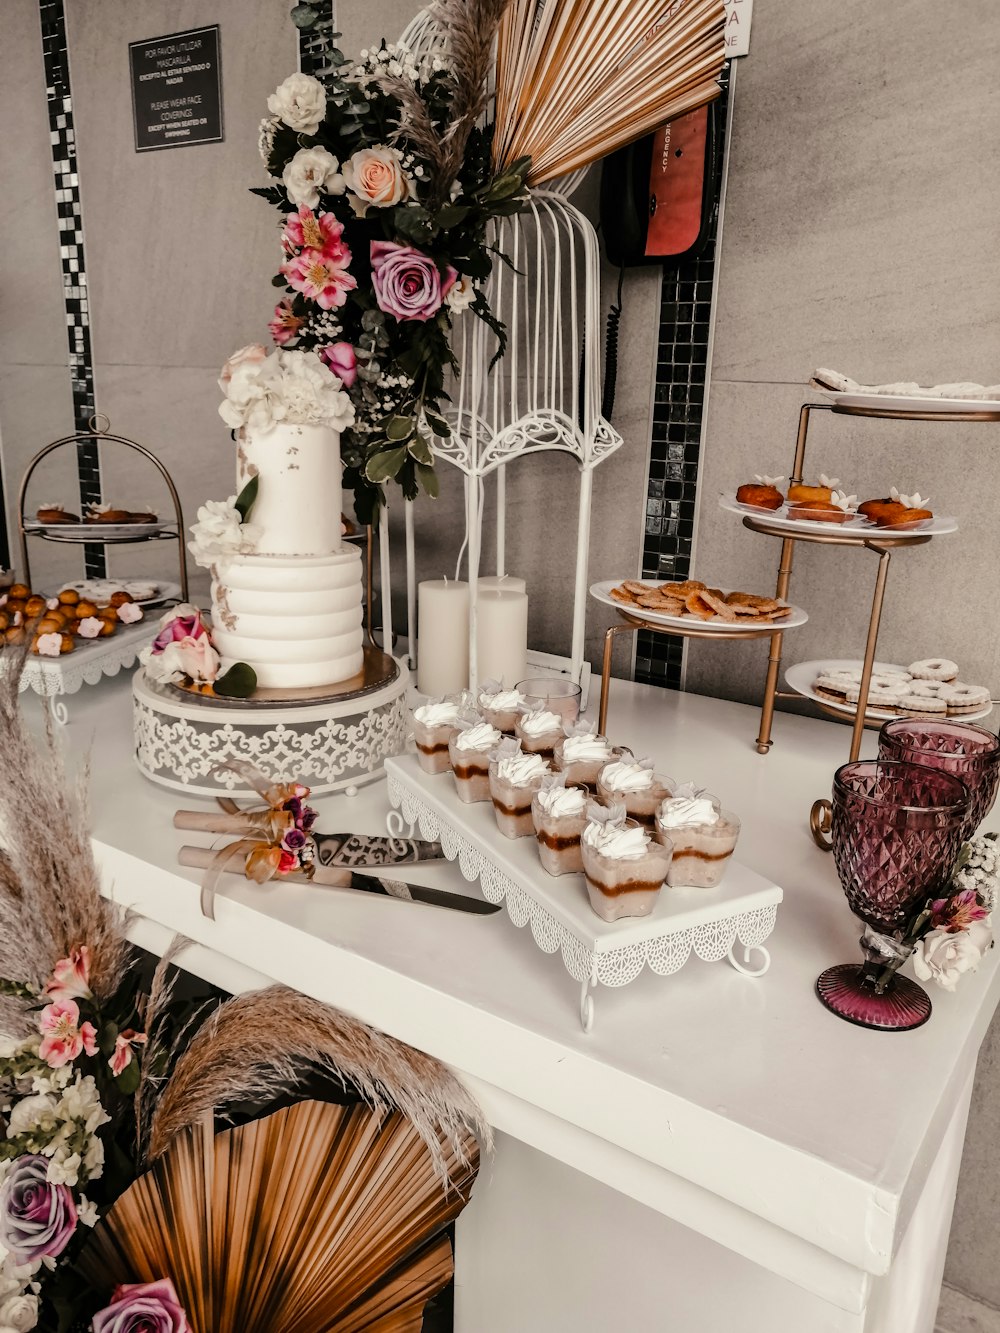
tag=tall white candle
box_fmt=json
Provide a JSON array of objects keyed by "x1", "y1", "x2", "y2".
[
  {"x1": 476, "y1": 588, "x2": 528, "y2": 689},
  {"x1": 478, "y1": 574, "x2": 527, "y2": 595},
  {"x1": 416, "y1": 579, "x2": 470, "y2": 696}
]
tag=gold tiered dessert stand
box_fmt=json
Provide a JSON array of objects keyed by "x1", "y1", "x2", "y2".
[{"x1": 745, "y1": 397, "x2": 1000, "y2": 848}]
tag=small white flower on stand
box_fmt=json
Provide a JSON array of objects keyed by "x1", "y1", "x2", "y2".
[
  {"x1": 913, "y1": 917, "x2": 993, "y2": 991},
  {"x1": 266, "y1": 72, "x2": 327, "y2": 136},
  {"x1": 188, "y1": 498, "x2": 262, "y2": 570},
  {"x1": 446, "y1": 275, "x2": 476, "y2": 314},
  {"x1": 890, "y1": 486, "x2": 930, "y2": 510}
]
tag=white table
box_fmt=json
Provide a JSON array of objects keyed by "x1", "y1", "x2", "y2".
[{"x1": 68, "y1": 671, "x2": 998, "y2": 1333}]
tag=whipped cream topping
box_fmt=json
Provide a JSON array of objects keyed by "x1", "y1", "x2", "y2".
[
  {"x1": 657, "y1": 785, "x2": 720, "y2": 829},
  {"x1": 600, "y1": 760, "x2": 656, "y2": 793},
  {"x1": 753, "y1": 474, "x2": 785, "y2": 488},
  {"x1": 519, "y1": 709, "x2": 563, "y2": 738},
  {"x1": 454, "y1": 721, "x2": 502, "y2": 752},
  {"x1": 582, "y1": 820, "x2": 650, "y2": 860},
  {"x1": 829, "y1": 490, "x2": 858, "y2": 512},
  {"x1": 561, "y1": 734, "x2": 613, "y2": 763},
  {"x1": 414, "y1": 700, "x2": 461, "y2": 727},
  {"x1": 889, "y1": 486, "x2": 930, "y2": 509},
  {"x1": 536, "y1": 785, "x2": 587, "y2": 817},
  {"x1": 495, "y1": 751, "x2": 549, "y2": 785},
  {"x1": 479, "y1": 687, "x2": 525, "y2": 711}
]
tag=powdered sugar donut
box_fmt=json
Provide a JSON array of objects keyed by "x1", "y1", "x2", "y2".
[
  {"x1": 909, "y1": 658, "x2": 958, "y2": 682},
  {"x1": 910, "y1": 680, "x2": 952, "y2": 699},
  {"x1": 944, "y1": 683, "x2": 991, "y2": 714}
]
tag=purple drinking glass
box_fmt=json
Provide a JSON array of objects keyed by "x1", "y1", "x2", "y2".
[
  {"x1": 816, "y1": 760, "x2": 969, "y2": 1032},
  {"x1": 878, "y1": 718, "x2": 1000, "y2": 842}
]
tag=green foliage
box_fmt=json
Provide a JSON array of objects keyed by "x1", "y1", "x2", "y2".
[
  {"x1": 213, "y1": 662, "x2": 258, "y2": 698},
  {"x1": 234, "y1": 474, "x2": 259, "y2": 522}
]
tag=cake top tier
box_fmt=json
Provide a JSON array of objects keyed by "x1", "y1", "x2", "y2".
[{"x1": 237, "y1": 421, "x2": 345, "y2": 558}]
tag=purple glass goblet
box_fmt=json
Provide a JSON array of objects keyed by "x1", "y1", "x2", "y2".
[
  {"x1": 878, "y1": 718, "x2": 1000, "y2": 842},
  {"x1": 816, "y1": 760, "x2": 969, "y2": 1032}
]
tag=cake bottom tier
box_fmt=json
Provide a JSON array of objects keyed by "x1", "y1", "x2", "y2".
[{"x1": 211, "y1": 548, "x2": 364, "y2": 689}]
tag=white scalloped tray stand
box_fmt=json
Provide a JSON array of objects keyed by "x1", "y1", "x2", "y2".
[
  {"x1": 385, "y1": 754, "x2": 783, "y2": 1031},
  {"x1": 1, "y1": 620, "x2": 152, "y2": 723}
]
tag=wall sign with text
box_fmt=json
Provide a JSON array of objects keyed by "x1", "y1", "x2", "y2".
[
  {"x1": 723, "y1": 0, "x2": 753, "y2": 58},
  {"x1": 129, "y1": 25, "x2": 223, "y2": 152}
]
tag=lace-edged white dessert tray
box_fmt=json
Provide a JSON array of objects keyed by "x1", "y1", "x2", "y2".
[
  {"x1": 385, "y1": 754, "x2": 783, "y2": 1031},
  {"x1": 2, "y1": 620, "x2": 151, "y2": 721}
]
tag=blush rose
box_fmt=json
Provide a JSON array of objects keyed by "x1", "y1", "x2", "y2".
[
  {"x1": 343, "y1": 146, "x2": 408, "y2": 215},
  {"x1": 370, "y1": 242, "x2": 457, "y2": 323}
]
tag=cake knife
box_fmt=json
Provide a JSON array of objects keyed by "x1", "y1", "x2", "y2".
[
  {"x1": 177, "y1": 845, "x2": 499, "y2": 915},
  {"x1": 173, "y1": 812, "x2": 444, "y2": 868}
]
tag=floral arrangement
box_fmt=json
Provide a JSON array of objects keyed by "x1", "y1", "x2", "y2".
[
  {"x1": 249, "y1": 2, "x2": 529, "y2": 521},
  {"x1": 217, "y1": 346, "x2": 355, "y2": 436},
  {"x1": 139, "y1": 606, "x2": 222, "y2": 692}
]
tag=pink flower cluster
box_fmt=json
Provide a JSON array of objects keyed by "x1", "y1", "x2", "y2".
[
  {"x1": 36, "y1": 946, "x2": 147, "y2": 1077},
  {"x1": 277, "y1": 787, "x2": 318, "y2": 875},
  {"x1": 280, "y1": 207, "x2": 356, "y2": 311}
]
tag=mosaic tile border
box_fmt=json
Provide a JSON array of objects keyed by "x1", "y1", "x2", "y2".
[
  {"x1": 634, "y1": 66, "x2": 731, "y2": 690},
  {"x1": 39, "y1": 0, "x2": 104, "y2": 577}
]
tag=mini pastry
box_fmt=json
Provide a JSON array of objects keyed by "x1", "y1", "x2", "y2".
[
  {"x1": 514, "y1": 707, "x2": 565, "y2": 757},
  {"x1": 787, "y1": 490, "x2": 858, "y2": 523},
  {"x1": 858, "y1": 498, "x2": 907, "y2": 526},
  {"x1": 109, "y1": 591, "x2": 135, "y2": 608},
  {"x1": 125, "y1": 509, "x2": 158, "y2": 524},
  {"x1": 4, "y1": 599, "x2": 25, "y2": 616},
  {"x1": 787, "y1": 474, "x2": 840, "y2": 505},
  {"x1": 846, "y1": 683, "x2": 904, "y2": 710},
  {"x1": 58, "y1": 632, "x2": 75, "y2": 653},
  {"x1": 736, "y1": 475, "x2": 785, "y2": 510},
  {"x1": 488, "y1": 742, "x2": 551, "y2": 839},
  {"x1": 581, "y1": 804, "x2": 672, "y2": 923},
  {"x1": 655, "y1": 785, "x2": 740, "y2": 888},
  {"x1": 872, "y1": 488, "x2": 933, "y2": 528},
  {"x1": 8, "y1": 585, "x2": 29, "y2": 600},
  {"x1": 35, "y1": 504, "x2": 79, "y2": 523},
  {"x1": 412, "y1": 698, "x2": 464, "y2": 774},
  {"x1": 944, "y1": 683, "x2": 991, "y2": 715},
  {"x1": 813, "y1": 672, "x2": 855, "y2": 701},
  {"x1": 34, "y1": 631, "x2": 63, "y2": 656},
  {"x1": 96, "y1": 616, "x2": 117, "y2": 637},
  {"x1": 23, "y1": 595, "x2": 47, "y2": 619},
  {"x1": 596, "y1": 757, "x2": 673, "y2": 826},
  {"x1": 553, "y1": 724, "x2": 615, "y2": 789},
  {"x1": 531, "y1": 777, "x2": 589, "y2": 876},
  {"x1": 909, "y1": 658, "x2": 959, "y2": 682},
  {"x1": 899, "y1": 692, "x2": 948, "y2": 716},
  {"x1": 448, "y1": 720, "x2": 503, "y2": 803},
  {"x1": 57, "y1": 589, "x2": 80, "y2": 606},
  {"x1": 477, "y1": 681, "x2": 527, "y2": 734},
  {"x1": 4, "y1": 626, "x2": 26, "y2": 645},
  {"x1": 36, "y1": 616, "x2": 65, "y2": 635},
  {"x1": 74, "y1": 599, "x2": 99, "y2": 619},
  {"x1": 0, "y1": 612, "x2": 7, "y2": 631},
  {"x1": 85, "y1": 503, "x2": 131, "y2": 523}
]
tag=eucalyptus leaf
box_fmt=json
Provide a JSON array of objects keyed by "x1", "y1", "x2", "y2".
[
  {"x1": 214, "y1": 662, "x2": 258, "y2": 699},
  {"x1": 234, "y1": 474, "x2": 259, "y2": 522}
]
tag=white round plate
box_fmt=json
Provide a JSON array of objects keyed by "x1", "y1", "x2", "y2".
[
  {"x1": 786, "y1": 658, "x2": 993, "y2": 724},
  {"x1": 824, "y1": 391, "x2": 1000, "y2": 415},
  {"x1": 56, "y1": 579, "x2": 181, "y2": 608},
  {"x1": 718, "y1": 494, "x2": 958, "y2": 538},
  {"x1": 25, "y1": 521, "x2": 176, "y2": 541},
  {"x1": 590, "y1": 580, "x2": 807, "y2": 632}
]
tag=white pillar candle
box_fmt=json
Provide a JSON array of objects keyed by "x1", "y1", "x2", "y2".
[
  {"x1": 416, "y1": 579, "x2": 470, "y2": 696},
  {"x1": 478, "y1": 574, "x2": 527, "y2": 595},
  {"x1": 476, "y1": 588, "x2": 528, "y2": 689}
]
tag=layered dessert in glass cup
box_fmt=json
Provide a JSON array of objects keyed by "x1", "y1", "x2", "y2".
[
  {"x1": 654, "y1": 784, "x2": 741, "y2": 887},
  {"x1": 553, "y1": 723, "x2": 614, "y2": 790},
  {"x1": 581, "y1": 804, "x2": 673, "y2": 922},
  {"x1": 448, "y1": 719, "x2": 503, "y2": 803},
  {"x1": 515, "y1": 706, "x2": 566, "y2": 757},
  {"x1": 477, "y1": 681, "x2": 528, "y2": 734},
  {"x1": 488, "y1": 743, "x2": 551, "y2": 838},
  {"x1": 412, "y1": 698, "x2": 464, "y2": 774},
  {"x1": 596, "y1": 757, "x2": 674, "y2": 827},
  {"x1": 531, "y1": 776, "x2": 589, "y2": 875}
]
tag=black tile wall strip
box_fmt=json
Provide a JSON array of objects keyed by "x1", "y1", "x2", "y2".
[
  {"x1": 39, "y1": 0, "x2": 104, "y2": 578},
  {"x1": 635, "y1": 65, "x2": 731, "y2": 690}
]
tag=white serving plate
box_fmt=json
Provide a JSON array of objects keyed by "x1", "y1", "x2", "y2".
[
  {"x1": 822, "y1": 391, "x2": 1000, "y2": 415},
  {"x1": 718, "y1": 494, "x2": 958, "y2": 538},
  {"x1": 785, "y1": 658, "x2": 993, "y2": 725},
  {"x1": 57, "y1": 579, "x2": 181, "y2": 608},
  {"x1": 24, "y1": 521, "x2": 176, "y2": 541},
  {"x1": 590, "y1": 579, "x2": 807, "y2": 632}
]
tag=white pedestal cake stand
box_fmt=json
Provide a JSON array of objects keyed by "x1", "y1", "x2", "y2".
[
  {"x1": 385, "y1": 753, "x2": 783, "y2": 1031},
  {"x1": 3, "y1": 620, "x2": 153, "y2": 725},
  {"x1": 133, "y1": 647, "x2": 408, "y2": 797}
]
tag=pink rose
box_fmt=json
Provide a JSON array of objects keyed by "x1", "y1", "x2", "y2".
[
  {"x1": 38, "y1": 998, "x2": 98, "y2": 1068},
  {"x1": 370, "y1": 242, "x2": 457, "y2": 323},
  {"x1": 152, "y1": 607, "x2": 209, "y2": 652},
  {"x1": 0, "y1": 1156, "x2": 77, "y2": 1265},
  {"x1": 343, "y1": 146, "x2": 408, "y2": 215},
  {"x1": 319, "y1": 342, "x2": 357, "y2": 388},
  {"x1": 45, "y1": 945, "x2": 92, "y2": 1002},
  {"x1": 219, "y1": 343, "x2": 268, "y2": 388},
  {"x1": 92, "y1": 1278, "x2": 192, "y2": 1333}
]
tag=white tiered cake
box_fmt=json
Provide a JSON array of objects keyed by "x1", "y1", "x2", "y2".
[{"x1": 210, "y1": 422, "x2": 364, "y2": 690}]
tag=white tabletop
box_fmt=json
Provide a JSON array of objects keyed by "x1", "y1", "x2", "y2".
[{"x1": 66, "y1": 670, "x2": 1000, "y2": 1294}]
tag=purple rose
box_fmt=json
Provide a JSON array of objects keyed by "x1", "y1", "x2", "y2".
[
  {"x1": 370, "y1": 241, "x2": 457, "y2": 323},
  {"x1": 91, "y1": 1278, "x2": 192, "y2": 1333},
  {"x1": 282, "y1": 827, "x2": 307, "y2": 852},
  {"x1": 300, "y1": 804, "x2": 318, "y2": 831},
  {"x1": 0, "y1": 1154, "x2": 77, "y2": 1264}
]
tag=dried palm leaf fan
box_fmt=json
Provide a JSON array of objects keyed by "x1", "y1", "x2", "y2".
[
  {"x1": 79, "y1": 1101, "x2": 478, "y2": 1333},
  {"x1": 492, "y1": 0, "x2": 727, "y2": 185}
]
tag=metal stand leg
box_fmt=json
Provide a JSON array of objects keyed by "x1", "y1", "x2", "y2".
[
  {"x1": 598, "y1": 622, "x2": 639, "y2": 735},
  {"x1": 756, "y1": 534, "x2": 797, "y2": 753}
]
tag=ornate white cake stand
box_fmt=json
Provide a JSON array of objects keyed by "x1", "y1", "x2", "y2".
[
  {"x1": 2, "y1": 620, "x2": 152, "y2": 724},
  {"x1": 134, "y1": 647, "x2": 408, "y2": 797},
  {"x1": 385, "y1": 754, "x2": 783, "y2": 1031}
]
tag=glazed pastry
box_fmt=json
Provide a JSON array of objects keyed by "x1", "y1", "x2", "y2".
[
  {"x1": 126, "y1": 509, "x2": 158, "y2": 524},
  {"x1": 874, "y1": 488, "x2": 933, "y2": 528},
  {"x1": 109, "y1": 591, "x2": 135, "y2": 607},
  {"x1": 448, "y1": 720, "x2": 503, "y2": 803},
  {"x1": 531, "y1": 777, "x2": 589, "y2": 876},
  {"x1": 35, "y1": 504, "x2": 79, "y2": 524},
  {"x1": 36, "y1": 616, "x2": 65, "y2": 635},
  {"x1": 553, "y1": 724, "x2": 615, "y2": 789},
  {"x1": 412, "y1": 699, "x2": 463, "y2": 774},
  {"x1": 8, "y1": 584, "x2": 29, "y2": 600},
  {"x1": 858, "y1": 498, "x2": 907, "y2": 526},
  {"x1": 909, "y1": 658, "x2": 959, "y2": 682},
  {"x1": 477, "y1": 681, "x2": 527, "y2": 734},
  {"x1": 514, "y1": 707, "x2": 565, "y2": 757},
  {"x1": 787, "y1": 490, "x2": 857, "y2": 524},
  {"x1": 596, "y1": 757, "x2": 674, "y2": 827},
  {"x1": 786, "y1": 473, "x2": 840, "y2": 505},
  {"x1": 581, "y1": 805, "x2": 672, "y2": 923},
  {"x1": 4, "y1": 626, "x2": 27, "y2": 645},
  {"x1": 488, "y1": 743, "x2": 550, "y2": 839},
  {"x1": 74, "y1": 600, "x2": 99, "y2": 619},
  {"x1": 57, "y1": 589, "x2": 80, "y2": 606},
  {"x1": 655, "y1": 785, "x2": 740, "y2": 888},
  {"x1": 736, "y1": 474, "x2": 784, "y2": 510},
  {"x1": 85, "y1": 503, "x2": 131, "y2": 523},
  {"x1": 24, "y1": 595, "x2": 47, "y2": 619}
]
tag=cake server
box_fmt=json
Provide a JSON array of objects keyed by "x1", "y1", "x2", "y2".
[
  {"x1": 173, "y1": 812, "x2": 444, "y2": 867},
  {"x1": 177, "y1": 845, "x2": 498, "y2": 916}
]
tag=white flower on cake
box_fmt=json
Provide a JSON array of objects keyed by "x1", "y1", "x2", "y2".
[
  {"x1": 889, "y1": 486, "x2": 930, "y2": 510},
  {"x1": 188, "y1": 498, "x2": 262, "y2": 570},
  {"x1": 219, "y1": 349, "x2": 356, "y2": 435},
  {"x1": 446, "y1": 275, "x2": 476, "y2": 313},
  {"x1": 829, "y1": 490, "x2": 858, "y2": 512},
  {"x1": 35, "y1": 633, "x2": 61, "y2": 658},
  {"x1": 267, "y1": 72, "x2": 327, "y2": 136},
  {"x1": 282, "y1": 146, "x2": 346, "y2": 209}
]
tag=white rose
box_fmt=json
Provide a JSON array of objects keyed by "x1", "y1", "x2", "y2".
[
  {"x1": 219, "y1": 343, "x2": 268, "y2": 390},
  {"x1": 188, "y1": 498, "x2": 260, "y2": 570},
  {"x1": 267, "y1": 72, "x2": 327, "y2": 136},
  {"x1": 0, "y1": 1292, "x2": 38, "y2": 1332},
  {"x1": 46, "y1": 1150, "x2": 81, "y2": 1188},
  {"x1": 343, "y1": 146, "x2": 408, "y2": 216},
  {"x1": 282, "y1": 146, "x2": 345, "y2": 209},
  {"x1": 913, "y1": 918, "x2": 993, "y2": 992},
  {"x1": 446, "y1": 275, "x2": 475, "y2": 313}
]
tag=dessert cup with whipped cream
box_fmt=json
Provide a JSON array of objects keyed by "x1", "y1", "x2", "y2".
[
  {"x1": 531, "y1": 775, "x2": 589, "y2": 875},
  {"x1": 514, "y1": 706, "x2": 565, "y2": 757},
  {"x1": 477, "y1": 679, "x2": 528, "y2": 734},
  {"x1": 596, "y1": 756, "x2": 674, "y2": 827},
  {"x1": 553, "y1": 721, "x2": 615, "y2": 790},
  {"x1": 412, "y1": 697, "x2": 464, "y2": 774},
  {"x1": 654, "y1": 784, "x2": 741, "y2": 887},
  {"x1": 580, "y1": 803, "x2": 673, "y2": 922},
  {"x1": 488, "y1": 740, "x2": 551, "y2": 838},
  {"x1": 448, "y1": 719, "x2": 504, "y2": 803}
]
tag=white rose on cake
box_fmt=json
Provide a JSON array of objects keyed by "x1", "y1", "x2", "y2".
[
  {"x1": 188, "y1": 498, "x2": 262, "y2": 570},
  {"x1": 267, "y1": 72, "x2": 327, "y2": 136},
  {"x1": 219, "y1": 349, "x2": 355, "y2": 433},
  {"x1": 282, "y1": 146, "x2": 345, "y2": 209}
]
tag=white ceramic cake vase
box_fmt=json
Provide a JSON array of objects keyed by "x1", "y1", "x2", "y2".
[{"x1": 238, "y1": 422, "x2": 343, "y2": 556}]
